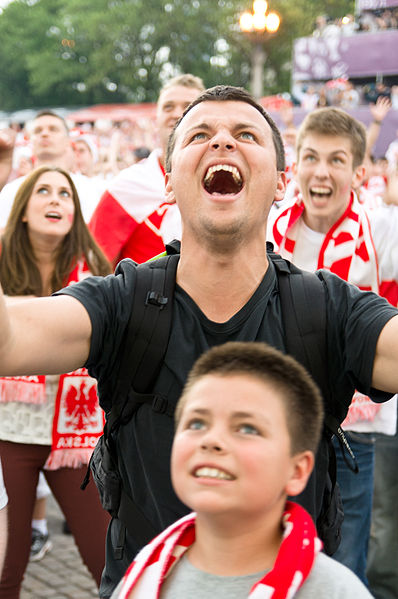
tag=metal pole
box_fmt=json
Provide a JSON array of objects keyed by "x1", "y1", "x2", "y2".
[{"x1": 251, "y1": 41, "x2": 266, "y2": 99}]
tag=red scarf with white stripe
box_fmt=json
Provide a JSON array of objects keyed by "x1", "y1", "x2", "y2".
[
  {"x1": 271, "y1": 191, "x2": 379, "y2": 293},
  {"x1": 0, "y1": 260, "x2": 105, "y2": 469},
  {"x1": 271, "y1": 191, "x2": 382, "y2": 425},
  {"x1": 117, "y1": 502, "x2": 321, "y2": 599}
]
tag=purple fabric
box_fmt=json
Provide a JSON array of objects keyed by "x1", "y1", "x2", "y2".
[
  {"x1": 293, "y1": 30, "x2": 398, "y2": 80},
  {"x1": 357, "y1": 0, "x2": 398, "y2": 10}
]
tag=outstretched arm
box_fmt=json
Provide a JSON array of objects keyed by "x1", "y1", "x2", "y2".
[
  {"x1": 372, "y1": 315, "x2": 398, "y2": 392},
  {"x1": 0, "y1": 286, "x2": 92, "y2": 377}
]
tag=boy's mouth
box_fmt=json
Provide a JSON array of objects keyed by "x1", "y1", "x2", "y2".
[
  {"x1": 203, "y1": 164, "x2": 243, "y2": 195},
  {"x1": 193, "y1": 466, "x2": 235, "y2": 480},
  {"x1": 310, "y1": 186, "x2": 332, "y2": 200}
]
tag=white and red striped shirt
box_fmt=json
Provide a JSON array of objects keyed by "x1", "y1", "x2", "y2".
[{"x1": 89, "y1": 149, "x2": 181, "y2": 265}]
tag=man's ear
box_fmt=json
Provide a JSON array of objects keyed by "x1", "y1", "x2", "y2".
[
  {"x1": 164, "y1": 172, "x2": 176, "y2": 204},
  {"x1": 285, "y1": 450, "x2": 314, "y2": 497},
  {"x1": 274, "y1": 171, "x2": 287, "y2": 203}
]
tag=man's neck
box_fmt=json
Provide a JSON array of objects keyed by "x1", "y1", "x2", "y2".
[
  {"x1": 36, "y1": 156, "x2": 71, "y2": 171},
  {"x1": 177, "y1": 236, "x2": 269, "y2": 322}
]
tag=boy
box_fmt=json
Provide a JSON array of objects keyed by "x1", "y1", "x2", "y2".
[
  {"x1": 267, "y1": 107, "x2": 398, "y2": 583},
  {"x1": 112, "y1": 342, "x2": 372, "y2": 598}
]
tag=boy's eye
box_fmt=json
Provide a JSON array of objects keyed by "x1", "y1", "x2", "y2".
[
  {"x1": 332, "y1": 156, "x2": 344, "y2": 165},
  {"x1": 238, "y1": 423, "x2": 259, "y2": 435},
  {"x1": 187, "y1": 418, "x2": 206, "y2": 430}
]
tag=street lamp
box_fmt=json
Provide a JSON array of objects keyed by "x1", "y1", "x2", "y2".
[{"x1": 239, "y1": 1, "x2": 281, "y2": 99}]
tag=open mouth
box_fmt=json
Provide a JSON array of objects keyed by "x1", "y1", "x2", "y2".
[
  {"x1": 193, "y1": 466, "x2": 235, "y2": 481},
  {"x1": 310, "y1": 186, "x2": 332, "y2": 200},
  {"x1": 45, "y1": 212, "x2": 62, "y2": 220},
  {"x1": 203, "y1": 164, "x2": 243, "y2": 195}
]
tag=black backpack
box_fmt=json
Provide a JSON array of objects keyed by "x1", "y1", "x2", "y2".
[{"x1": 82, "y1": 240, "x2": 357, "y2": 556}]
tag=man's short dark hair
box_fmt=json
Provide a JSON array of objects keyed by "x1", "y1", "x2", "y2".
[
  {"x1": 165, "y1": 85, "x2": 285, "y2": 173},
  {"x1": 175, "y1": 341, "x2": 324, "y2": 456}
]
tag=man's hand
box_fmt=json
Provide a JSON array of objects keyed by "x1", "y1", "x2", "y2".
[{"x1": 370, "y1": 96, "x2": 391, "y2": 123}]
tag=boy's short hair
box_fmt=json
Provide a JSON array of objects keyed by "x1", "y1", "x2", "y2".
[
  {"x1": 175, "y1": 341, "x2": 324, "y2": 456},
  {"x1": 296, "y1": 107, "x2": 366, "y2": 168},
  {"x1": 159, "y1": 74, "x2": 205, "y2": 96},
  {"x1": 165, "y1": 85, "x2": 285, "y2": 173}
]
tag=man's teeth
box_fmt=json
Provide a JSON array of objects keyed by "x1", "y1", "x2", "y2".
[
  {"x1": 194, "y1": 467, "x2": 234, "y2": 480},
  {"x1": 310, "y1": 187, "x2": 331, "y2": 195},
  {"x1": 204, "y1": 164, "x2": 242, "y2": 185}
]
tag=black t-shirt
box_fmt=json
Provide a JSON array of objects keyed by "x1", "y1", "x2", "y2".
[{"x1": 57, "y1": 258, "x2": 397, "y2": 595}]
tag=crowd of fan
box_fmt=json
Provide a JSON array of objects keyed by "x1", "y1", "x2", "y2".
[
  {"x1": 313, "y1": 8, "x2": 398, "y2": 37},
  {"x1": 7, "y1": 115, "x2": 156, "y2": 184},
  {"x1": 290, "y1": 79, "x2": 398, "y2": 111}
]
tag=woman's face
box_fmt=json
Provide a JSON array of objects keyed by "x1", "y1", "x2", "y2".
[{"x1": 22, "y1": 171, "x2": 75, "y2": 243}]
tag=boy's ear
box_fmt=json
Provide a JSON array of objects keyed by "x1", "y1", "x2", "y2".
[
  {"x1": 352, "y1": 164, "x2": 366, "y2": 190},
  {"x1": 285, "y1": 450, "x2": 314, "y2": 497},
  {"x1": 164, "y1": 173, "x2": 176, "y2": 204}
]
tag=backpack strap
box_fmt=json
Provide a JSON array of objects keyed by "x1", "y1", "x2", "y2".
[
  {"x1": 104, "y1": 251, "x2": 179, "y2": 552},
  {"x1": 268, "y1": 243, "x2": 357, "y2": 534},
  {"x1": 105, "y1": 253, "x2": 179, "y2": 436},
  {"x1": 268, "y1": 246, "x2": 328, "y2": 399}
]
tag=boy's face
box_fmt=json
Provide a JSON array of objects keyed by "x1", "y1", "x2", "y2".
[
  {"x1": 294, "y1": 133, "x2": 364, "y2": 233},
  {"x1": 171, "y1": 374, "x2": 310, "y2": 522}
]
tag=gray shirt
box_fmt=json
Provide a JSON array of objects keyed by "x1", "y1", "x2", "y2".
[{"x1": 111, "y1": 552, "x2": 373, "y2": 598}]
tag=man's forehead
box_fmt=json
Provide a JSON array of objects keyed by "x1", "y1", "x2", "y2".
[
  {"x1": 176, "y1": 100, "x2": 270, "y2": 135},
  {"x1": 32, "y1": 115, "x2": 66, "y2": 132},
  {"x1": 157, "y1": 84, "x2": 200, "y2": 108}
]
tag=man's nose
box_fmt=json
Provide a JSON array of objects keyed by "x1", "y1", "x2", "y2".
[{"x1": 210, "y1": 130, "x2": 236, "y2": 151}]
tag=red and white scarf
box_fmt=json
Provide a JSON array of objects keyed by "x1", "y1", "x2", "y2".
[
  {"x1": 271, "y1": 191, "x2": 379, "y2": 294},
  {"x1": 0, "y1": 260, "x2": 105, "y2": 469},
  {"x1": 117, "y1": 502, "x2": 322, "y2": 599},
  {"x1": 271, "y1": 191, "x2": 382, "y2": 425}
]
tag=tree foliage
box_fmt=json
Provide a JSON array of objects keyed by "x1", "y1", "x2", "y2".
[{"x1": 0, "y1": 0, "x2": 355, "y2": 111}]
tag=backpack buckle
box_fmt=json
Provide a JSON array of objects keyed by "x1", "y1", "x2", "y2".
[
  {"x1": 152, "y1": 395, "x2": 173, "y2": 416},
  {"x1": 145, "y1": 291, "x2": 168, "y2": 308}
]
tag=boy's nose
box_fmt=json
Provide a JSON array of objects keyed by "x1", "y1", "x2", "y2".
[
  {"x1": 200, "y1": 430, "x2": 226, "y2": 453},
  {"x1": 314, "y1": 161, "x2": 329, "y2": 178}
]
